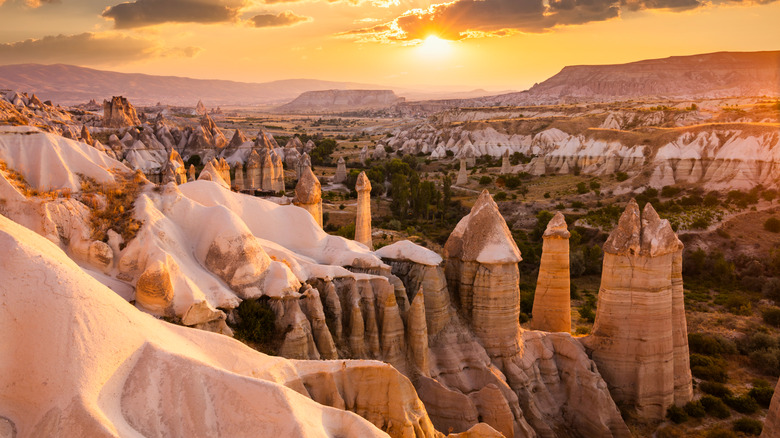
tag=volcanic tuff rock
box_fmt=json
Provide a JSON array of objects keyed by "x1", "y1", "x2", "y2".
[
  {"x1": 102, "y1": 96, "x2": 140, "y2": 128},
  {"x1": 531, "y1": 212, "x2": 571, "y2": 333},
  {"x1": 1, "y1": 214, "x2": 503, "y2": 438},
  {"x1": 582, "y1": 200, "x2": 692, "y2": 419},
  {"x1": 456, "y1": 159, "x2": 468, "y2": 185},
  {"x1": 278, "y1": 89, "x2": 404, "y2": 113},
  {"x1": 763, "y1": 379, "x2": 780, "y2": 438},
  {"x1": 355, "y1": 171, "x2": 373, "y2": 248},
  {"x1": 334, "y1": 156, "x2": 347, "y2": 183},
  {"x1": 294, "y1": 166, "x2": 323, "y2": 227}
]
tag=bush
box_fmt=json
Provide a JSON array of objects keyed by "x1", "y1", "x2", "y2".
[
  {"x1": 615, "y1": 172, "x2": 629, "y2": 182},
  {"x1": 765, "y1": 217, "x2": 780, "y2": 233},
  {"x1": 732, "y1": 418, "x2": 763, "y2": 436},
  {"x1": 740, "y1": 333, "x2": 777, "y2": 355},
  {"x1": 689, "y1": 333, "x2": 738, "y2": 356},
  {"x1": 494, "y1": 191, "x2": 507, "y2": 201},
  {"x1": 699, "y1": 382, "x2": 733, "y2": 398},
  {"x1": 479, "y1": 175, "x2": 492, "y2": 185},
  {"x1": 666, "y1": 405, "x2": 688, "y2": 423},
  {"x1": 749, "y1": 348, "x2": 780, "y2": 375},
  {"x1": 692, "y1": 360, "x2": 729, "y2": 382},
  {"x1": 748, "y1": 385, "x2": 775, "y2": 407},
  {"x1": 701, "y1": 395, "x2": 731, "y2": 419},
  {"x1": 764, "y1": 278, "x2": 780, "y2": 301},
  {"x1": 684, "y1": 400, "x2": 706, "y2": 418},
  {"x1": 233, "y1": 298, "x2": 277, "y2": 349},
  {"x1": 576, "y1": 182, "x2": 588, "y2": 194},
  {"x1": 706, "y1": 428, "x2": 737, "y2": 438},
  {"x1": 724, "y1": 394, "x2": 760, "y2": 414}
]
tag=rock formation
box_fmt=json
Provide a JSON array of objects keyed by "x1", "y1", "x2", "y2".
[
  {"x1": 444, "y1": 190, "x2": 522, "y2": 358},
  {"x1": 582, "y1": 200, "x2": 692, "y2": 419},
  {"x1": 297, "y1": 152, "x2": 311, "y2": 180},
  {"x1": 763, "y1": 380, "x2": 780, "y2": 438},
  {"x1": 246, "y1": 149, "x2": 261, "y2": 190},
  {"x1": 161, "y1": 149, "x2": 187, "y2": 185},
  {"x1": 334, "y1": 156, "x2": 347, "y2": 183},
  {"x1": 272, "y1": 152, "x2": 285, "y2": 192},
  {"x1": 355, "y1": 171, "x2": 372, "y2": 249},
  {"x1": 80, "y1": 125, "x2": 92, "y2": 145},
  {"x1": 293, "y1": 166, "x2": 323, "y2": 227},
  {"x1": 531, "y1": 211, "x2": 571, "y2": 333},
  {"x1": 233, "y1": 163, "x2": 245, "y2": 191},
  {"x1": 456, "y1": 159, "x2": 468, "y2": 185},
  {"x1": 195, "y1": 99, "x2": 207, "y2": 115},
  {"x1": 500, "y1": 149, "x2": 511, "y2": 174},
  {"x1": 261, "y1": 153, "x2": 275, "y2": 192},
  {"x1": 187, "y1": 164, "x2": 196, "y2": 182},
  {"x1": 103, "y1": 96, "x2": 140, "y2": 128},
  {"x1": 278, "y1": 89, "x2": 403, "y2": 113}
]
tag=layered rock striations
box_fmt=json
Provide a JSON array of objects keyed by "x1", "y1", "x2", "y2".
[
  {"x1": 103, "y1": 96, "x2": 140, "y2": 128},
  {"x1": 582, "y1": 200, "x2": 692, "y2": 419},
  {"x1": 531, "y1": 212, "x2": 571, "y2": 333}
]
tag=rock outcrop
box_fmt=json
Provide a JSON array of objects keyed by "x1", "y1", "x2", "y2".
[
  {"x1": 457, "y1": 159, "x2": 468, "y2": 185},
  {"x1": 531, "y1": 212, "x2": 571, "y2": 333},
  {"x1": 297, "y1": 152, "x2": 311, "y2": 180},
  {"x1": 278, "y1": 89, "x2": 404, "y2": 113},
  {"x1": 763, "y1": 379, "x2": 780, "y2": 438},
  {"x1": 355, "y1": 171, "x2": 372, "y2": 249},
  {"x1": 500, "y1": 150, "x2": 510, "y2": 174},
  {"x1": 103, "y1": 96, "x2": 140, "y2": 128},
  {"x1": 334, "y1": 156, "x2": 347, "y2": 183},
  {"x1": 293, "y1": 166, "x2": 323, "y2": 227},
  {"x1": 582, "y1": 200, "x2": 692, "y2": 419}
]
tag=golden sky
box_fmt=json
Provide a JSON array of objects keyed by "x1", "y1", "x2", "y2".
[{"x1": 0, "y1": 0, "x2": 777, "y2": 90}]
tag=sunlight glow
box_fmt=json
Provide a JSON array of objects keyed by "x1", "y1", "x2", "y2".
[{"x1": 417, "y1": 35, "x2": 453, "y2": 58}]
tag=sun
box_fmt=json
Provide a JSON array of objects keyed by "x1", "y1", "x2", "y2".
[{"x1": 418, "y1": 35, "x2": 453, "y2": 58}]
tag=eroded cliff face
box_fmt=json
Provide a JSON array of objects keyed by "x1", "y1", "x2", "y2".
[{"x1": 582, "y1": 200, "x2": 692, "y2": 419}]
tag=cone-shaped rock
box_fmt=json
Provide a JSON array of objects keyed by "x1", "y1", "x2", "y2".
[
  {"x1": 584, "y1": 200, "x2": 691, "y2": 419},
  {"x1": 293, "y1": 166, "x2": 323, "y2": 227},
  {"x1": 444, "y1": 190, "x2": 522, "y2": 358},
  {"x1": 228, "y1": 129, "x2": 248, "y2": 150},
  {"x1": 407, "y1": 286, "x2": 430, "y2": 377},
  {"x1": 272, "y1": 152, "x2": 285, "y2": 192},
  {"x1": 80, "y1": 125, "x2": 93, "y2": 145},
  {"x1": 187, "y1": 164, "x2": 196, "y2": 182},
  {"x1": 297, "y1": 152, "x2": 311, "y2": 180},
  {"x1": 233, "y1": 164, "x2": 245, "y2": 191},
  {"x1": 246, "y1": 149, "x2": 261, "y2": 190},
  {"x1": 261, "y1": 153, "x2": 275, "y2": 191},
  {"x1": 355, "y1": 171, "x2": 372, "y2": 249},
  {"x1": 531, "y1": 211, "x2": 571, "y2": 333}
]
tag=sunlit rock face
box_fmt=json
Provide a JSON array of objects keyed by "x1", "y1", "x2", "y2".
[
  {"x1": 293, "y1": 166, "x2": 322, "y2": 227},
  {"x1": 103, "y1": 96, "x2": 140, "y2": 128},
  {"x1": 355, "y1": 171, "x2": 373, "y2": 249},
  {"x1": 764, "y1": 380, "x2": 780, "y2": 438},
  {"x1": 582, "y1": 199, "x2": 692, "y2": 419},
  {"x1": 531, "y1": 211, "x2": 571, "y2": 333},
  {"x1": 334, "y1": 156, "x2": 347, "y2": 183}
]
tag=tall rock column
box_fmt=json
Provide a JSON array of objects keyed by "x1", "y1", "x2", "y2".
[
  {"x1": 293, "y1": 166, "x2": 323, "y2": 228},
  {"x1": 187, "y1": 164, "x2": 196, "y2": 182},
  {"x1": 355, "y1": 171, "x2": 372, "y2": 249},
  {"x1": 531, "y1": 211, "x2": 571, "y2": 333},
  {"x1": 443, "y1": 190, "x2": 523, "y2": 359},
  {"x1": 334, "y1": 157, "x2": 347, "y2": 183},
  {"x1": 583, "y1": 199, "x2": 691, "y2": 419},
  {"x1": 261, "y1": 154, "x2": 275, "y2": 192},
  {"x1": 500, "y1": 150, "x2": 511, "y2": 174},
  {"x1": 233, "y1": 164, "x2": 245, "y2": 191},
  {"x1": 246, "y1": 150, "x2": 261, "y2": 191},
  {"x1": 456, "y1": 159, "x2": 468, "y2": 185},
  {"x1": 272, "y1": 153, "x2": 285, "y2": 192}
]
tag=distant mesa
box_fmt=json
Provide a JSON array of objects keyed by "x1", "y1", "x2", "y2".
[{"x1": 277, "y1": 89, "x2": 405, "y2": 113}]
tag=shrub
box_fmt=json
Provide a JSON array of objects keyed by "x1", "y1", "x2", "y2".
[
  {"x1": 233, "y1": 298, "x2": 277, "y2": 350},
  {"x1": 706, "y1": 428, "x2": 737, "y2": 438},
  {"x1": 589, "y1": 180, "x2": 601, "y2": 190},
  {"x1": 666, "y1": 405, "x2": 688, "y2": 424},
  {"x1": 494, "y1": 191, "x2": 507, "y2": 201},
  {"x1": 479, "y1": 175, "x2": 492, "y2": 185},
  {"x1": 749, "y1": 348, "x2": 780, "y2": 375},
  {"x1": 765, "y1": 217, "x2": 780, "y2": 233},
  {"x1": 724, "y1": 394, "x2": 760, "y2": 414},
  {"x1": 764, "y1": 278, "x2": 780, "y2": 301},
  {"x1": 684, "y1": 400, "x2": 706, "y2": 418},
  {"x1": 689, "y1": 333, "x2": 738, "y2": 356},
  {"x1": 748, "y1": 385, "x2": 775, "y2": 407},
  {"x1": 699, "y1": 382, "x2": 732, "y2": 398},
  {"x1": 732, "y1": 418, "x2": 763, "y2": 436},
  {"x1": 701, "y1": 395, "x2": 731, "y2": 419},
  {"x1": 740, "y1": 333, "x2": 777, "y2": 355},
  {"x1": 576, "y1": 182, "x2": 588, "y2": 194},
  {"x1": 724, "y1": 295, "x2": 752, "y2": 315},
  {"x1": 692, "y1": 360, "x2": 729, "y2": 382},
  {"x1": 578, "y1": 305, "x2": 596, "y2": 323},
  {"x1": 615, "y1": 172, "x2": 629, "y2": 182}
]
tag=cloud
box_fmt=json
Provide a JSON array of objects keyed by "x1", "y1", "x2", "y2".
[
  {"x1": 250, "y1": 10, "x2": 311, "y2": 27},
  {"x1": 340, "y1": 0, "x2": 730, "y2": 41},
  {"x1": 0, "y1": 32, "x2": 201, "y2": 65},
  {"x1": 102, "y1": 0, "x2": 248, "y2": 29}
]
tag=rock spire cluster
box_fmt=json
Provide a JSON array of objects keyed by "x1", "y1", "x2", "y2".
[{"x1": 583, "y1": 199, "x2": 692, "y2": 419}]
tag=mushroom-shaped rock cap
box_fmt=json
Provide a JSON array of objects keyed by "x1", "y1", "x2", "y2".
[
  {"x1": 603, "y1": 199, "x2": 683, "y2": 257},
  {"x1": 444, "y1": 190, "x2": 522, "y2": 264},
  {"x1": 337, "y1": 156, "x2": 345, "y2": 164},
  {"x1": 543, "y1": 211, "x2": 571, "y2": 239},
  {"x1": 294, "y1": 166, "x2": 321, "y2": 204},
  {"x1": 356, "y1": 171, "x2": 372, "y2": 192},
  {"x1": 640, "y1": 201, "x2": 683, "y2": 257},
  {"x1": 374, "y1": 240, "x2": 443, "y2": 266},
  {"x1": 247, "y1": 149, "x2": 261, "y2": 167}
]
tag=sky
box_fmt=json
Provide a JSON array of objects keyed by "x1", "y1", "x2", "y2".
[{"x1": 0, "y1": 0, "x2": 778, "y2": 91}]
